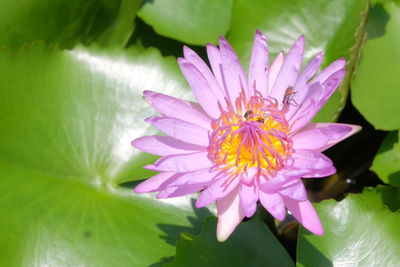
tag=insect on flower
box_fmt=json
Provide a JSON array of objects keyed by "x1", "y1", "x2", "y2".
[
  {"x1": 282, "y1": 86, "x2": 298, "y2": 111},
  {"x1": 132, "y1": 30, "x2": 361, "y2": 241}
]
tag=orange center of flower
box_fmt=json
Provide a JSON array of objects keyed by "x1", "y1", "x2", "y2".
[{"x1": 208, "y1": 92, "x2": 293, "y2": 178}]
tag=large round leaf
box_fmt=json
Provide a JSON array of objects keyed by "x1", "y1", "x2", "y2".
[
  {"x1": 166, "y1": 216, "x2": 294, "y2": 267},
  {"x1": 0, "y1": 45, "x2": 194, "y2": 185},
  {"x1": 352, "y1": 2, "x2": 400, "y2": 130},
  {"x1": 0, "y1": 0, "x2": 140, "y2": 50},
  {"x1": 0, "y1": 161, "x2": 213, "y2": 266},
  {"x1": 0, "y1": 45, "x2": 212, "y2": 266},
  {"x1": 137, "y1": 0, "x2": 233, "y2": 45},
  {"x1": 227, "y1": 0, "x2": 368, "y2": 122},
  {"x1": 297, "y1": 187, "x2": 400, "y2": 266},
  {"x1": 371, "y1": 131, "x2": 400, "y2": 186}
]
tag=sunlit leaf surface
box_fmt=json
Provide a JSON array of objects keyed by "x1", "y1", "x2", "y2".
[
  {"x1": 0, "y1": 45, "x2": 212, "y2": 266},
  {"x1": 352, "y1": 2, "x2": 400, "y2": 130},
  {"x1": 137, "y1": 0, "x2": 233, "y2": 45},
  {"x1": 297, "y1": 187, "x2": 400, "y2": 266}
]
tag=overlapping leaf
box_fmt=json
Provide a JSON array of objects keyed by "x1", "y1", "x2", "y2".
[
  {"x1": 227, "y1": 0, "x2": 368, "y2": 122},
  {"x1": 352, "y1": 2, "x2": 400, "y2": 130},
  {"x1": 166, "y1": 216, "x2": 294, "y2": 267},
  {"x1": 371, "y1": 131, "x2": 400, "y2": 186},
  {"x1": 0, "y1": 0, "x2": 140, "y2": 50},
  {"x1": 137, "y1": 0, "x2": 233, "y2": 45}
]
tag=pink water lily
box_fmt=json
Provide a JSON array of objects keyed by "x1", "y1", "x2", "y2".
[{"x1": 132, "y1": 30, "x2": 360, "y2": 241}]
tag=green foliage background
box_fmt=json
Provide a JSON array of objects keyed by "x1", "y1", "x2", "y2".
[{"x1": 1, "y1": 0, "x2": 400, "y2": 266}]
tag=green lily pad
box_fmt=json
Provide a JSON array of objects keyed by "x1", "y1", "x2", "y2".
[
  {"x1": 166, "y1": 215, "x2": 294, "y2": 267},
  {"x1": 0, "y1": 0, "x2": 140, "y2": 50},
  {"x1": 227, "y1": 0, "x2": 368, "y2": 122},
  {"x1": 352, "y1": 2, "x2": 400, "y2": 130},
  {"x1": 371, "y1": 131, "x2": 400, "y2": 186},
  {"x1": 137, "y1": 0, "x2": 233, "y2": 45},
  {"x1": 297, "y1": 187, "x2": 400, "y2": 266},
  {"x1": 0, "y1": 44, "x2": 212, "y2": 266}
]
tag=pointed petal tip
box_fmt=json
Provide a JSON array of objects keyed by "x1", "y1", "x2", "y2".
[
  {"x1": 143, "y1": 90, "x2": 155, "y2": 105},
  {"x1": 133, "y1": 184, "x2": 144, "y2": 193},
  {"x1": 130, "y1": 138, "x2": 139, "y2": 148},
  {"x1": 216, "y1": 231, "x2": 229, "y2": 242},
  {"x1": 254, "y1": 29, "x2": 267, "y2": 43},
  {"x1": 143, "y1": 164, "x2": 157, "y2": 170},
  {"x1": 292, "y1": 35, "x2": 305, "y2": 47},
  {"x1": 218, "y1": 35, "x2": 229, "y2": 46},
  {"x1": 142, "y1": 89, "x2": 152, "y2": 96},
  {"x1": 177, "y1": 57, "x2": 188, "y2": 65},
  {"x1": 336, "y1": 57, "x2": 347, "y2": 68},
  {"x1": 144, "y1": 116, "x2": 157, "y2": 123},
  {"x1": 315, "y1": 51, "x2": 324, "y2": 59},
  {"x1": 308, "y1": 224, "x2": 324, "y2": 236},
  {"x1": 255, "y1": 29, "x2": 265, "y2": 38},
  {"x1": 183, "y1": 45, "x2": 193, "y2": 58},
  {"x1": 275, "y1": 212, "x2": 286, "y2": 221},
  {"x1": 216, "y1": 220, "x2": 235, "y2": 242},
  {"x1": 196, "y1": 192, "x2": 213, "y2": 208},
  {"x1": 277, "y1": 50, "x2": 285, "y2": 57},
  {"x1": 351, "y1": 124, "x2": 362, "y2": 134},
  {"x1": 156, "y1": 191, "x2": 168, "y2": 199}
]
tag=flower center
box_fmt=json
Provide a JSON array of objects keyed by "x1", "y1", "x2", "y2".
[{"x1": 208, "y1": 92, "x2": 293, "y2": 179}]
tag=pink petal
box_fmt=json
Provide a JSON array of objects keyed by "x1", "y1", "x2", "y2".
[
  {"x1": 239, "y1": 167, "x2": 258, "y2": 185},
  {"x1": 260, "y1": 169, "x2": 311, "y2": 193},
  {"x1": 168, "y1": 168, "x2": 217, "y2": 186},
  {"x1": 312, "y1": 58, "x2": 346, "y2": 85},
  {"x1": 292, "y1": 123, "x2": 361, "y2": 152},
  {"x1": 219, "y1": 36, "x2": 249, "y2": 103},
  {"x1": 285, "y1": 51, "x2": 324, "y2": 118},
  {"x1": 319, "y1": 69, "x2": 346, "y2": 103},
  {"x1": 216, "y1": 186, "x2": 245, "y2": 242},
  {"x1": 302, "y1": 166, "x2": 336, "y2": 178},
  {"x1": 178, "y1": 57, "x2": 222, "y2": 118},
  {"x1": 268, "y1": 52, "x2": 284, "y2": 95},
  {"x1": 287, "y1": 83, "x2": 321, "y2": 133},
  {"x1": 295, "y1": 51, "x2": 324, "y2": 91},
  {"x1": 143, "y1": 90, "x2": 211, "y2": 129},
  {"x1": 145, "y1": 116, "x2": 209, "y2": 146},
  {"x1": 291, "y1": 125, "x2": 332, "y2": 151},
  {"x1": 290, "y1": 70, "x2": 346, "y2": 133},
  {"x1": 259, "y1": 191, "x2": 286, "y2": 221},
  {"x1": 290, "y1": 149, "x2": 333, "y2": 170},
  {"x1": 239, "y1": 182, "x2": 259, "y2": 217},
  {"x1": 283, "y1": 198, "x2": 324, "y2": 235},
  {"x1": 183, "y1": 46, "x2": 226, "y2": 107},
  {"x1": 131, "y1": 135, "x2": 206, "y2": 156},
  {"x1": 206, "y1": 44, "x2": 225, "y2": 95},
  {"x1": 196, "y1": 176, "x2": 240, "y2": 208},
  {"x1": 248, "y1": 30, "x2": 269, "y2": 97},
  {"x1": 157, "y1": 182, "x2": 208, "y2": 198},
  {"x1": 270, "y1": 36, "x2": 305, "y2": 103},
  {"x1": 134, "y1": 172, "x2": 176, "y2": 193},
  {"x1": 150, "y1": 152, "x2": 212, "y2": 173},
  {"x1": 279, "y1": 179, "x2": 307, "y2": 201}
]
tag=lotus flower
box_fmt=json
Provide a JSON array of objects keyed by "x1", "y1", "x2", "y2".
[{"x1": 132, "y1": 30, "x2": 360, "y2": 241}]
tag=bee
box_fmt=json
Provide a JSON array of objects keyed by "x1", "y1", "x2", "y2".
[
  {"x1": 244, "y1": 110, "x2": 253, "y2": 120},
  {"x1": 256, "y1": 117, "x2": 265, "y2": 123},
  {"x1": 282, "y1": 86, "x2": 298, "y2": 110},
  {"x1": 244, "y1": 110, "x2": 264, "y2": 123}
]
